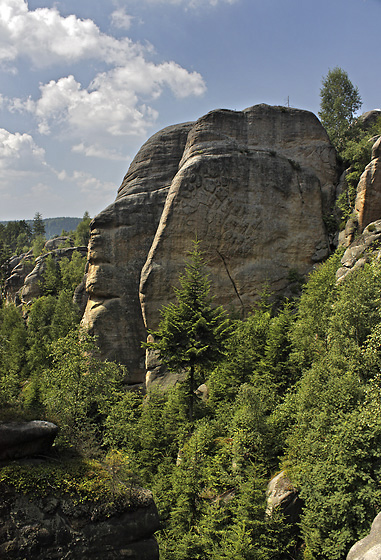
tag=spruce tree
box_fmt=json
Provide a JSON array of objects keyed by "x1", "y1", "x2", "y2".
[
  {"x1": 32, "y1": 211, "x2": 46, "y2": 238},
  {"x1": 144, "y1": 241, "x2": 231, "y2": 421}
]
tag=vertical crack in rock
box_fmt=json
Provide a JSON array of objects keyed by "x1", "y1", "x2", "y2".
[{"x1": 216, "y1": 250, "x2": 246, "y2": 318}]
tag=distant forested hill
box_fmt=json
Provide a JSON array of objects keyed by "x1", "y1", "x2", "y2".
[{"x1": 0, "y1": 217, "x2": 82, "y2": 239}]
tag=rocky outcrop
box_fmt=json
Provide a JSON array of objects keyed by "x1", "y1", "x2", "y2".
[
  {"x1": 2, "y1": 250, "x2": 35, "y2": 305},
  {"x1": 82, "y1": 104, "x2": 340, "y2": 385},
  {"x1": 0, "y1": 476, "x2": 160, "y2": 560},
  {"x1": 43, "y1": 236, "x2": 74, "y2": 251},
  {"x1": 2, "y1": 239, "x2": 88, "y2": 306},
  {"x1": 20, "y1": 246, "x2": 88, "y2": 304},
  {"x1": 266, "y1": 470, "x2": 303, "y2": 524},
  {"x1": 82, "y1": 123, "x2": 194, "y2": 383},
  {"x1": 347, "y1": 511, "x2": 381, "y2": 560},
  {"x1": 0, "y1": 421, "x2": 58, "y2": 461},
  {"x1": 336, "y1": 220, "x2": 381, "y2": 283},
  {"x1": 355, "y1": 136, "x2": 381, "y2": 230}
]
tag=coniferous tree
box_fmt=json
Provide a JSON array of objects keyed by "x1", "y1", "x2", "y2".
[
  {"x1": 32, "y1": 212, "x2": 46, "y2": 238},
  {"x1": 144, "y1": 241, "x2": 231, "y2": 421}
]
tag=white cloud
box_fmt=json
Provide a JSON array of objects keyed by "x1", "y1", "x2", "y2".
[
  {"x1": 72, "y1": 143, "x2": 126, "y2": 161},
  {"x1": 10, "y1": 60, "x2": 205, "y2": 148},
  {"x1": 0, "y1": 128, "x2": 45, "y2": 173},
  {"x1": 110, "y1": 8, "x2": 134, "y2": 30},
  {"x1": 71, "y1": 170, "x2": 117, "y2": 209},
  {"x1": 2, "y1": 0, "x2": 206, "y2": 159},
  {"x1": 0, "y1": 0, "x2": 141, "y2": 68}
]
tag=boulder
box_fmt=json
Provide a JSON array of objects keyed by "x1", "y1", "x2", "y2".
[
  {"x1": 360, "y1": 109, "x2": 381, "y2": 130},
  {"x1": 44, "y1": 236, "x2": 74, "y2": 251},
  {"x1": 266, "y1": 470, "x2": 303, "y2": 524},
  {"x1": 82, "y1": 104, "x2": 340, "y2": 386},
  {"x1": 0, "y1": 421, "x2": 58, "y2": 461},
  {"x1": 347, "y1": 511, "x2": 381, "y2": 560},
  {"x1": 82, "y1": 122, "x2": 194, "y2": 383}
]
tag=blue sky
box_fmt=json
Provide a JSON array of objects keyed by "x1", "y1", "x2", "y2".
[{"x1": 0, "y1": 0, "x2": 380, "y2": 220}]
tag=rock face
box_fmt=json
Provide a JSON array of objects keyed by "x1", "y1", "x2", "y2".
[
  {"x1": 2, "y1": 250, "x2": 35, "y2": 305},
  {"x1": 21, "y1": 246, "x2": 87, "y2": 304},
  {"x1": 0, "y1": 421, "x2": 58, "y2": 461},
  {"x1": 3, "y1": 242, "x2": 88, "y2": 306},
  {"x1": 347, "y1": 511, "x2": 381, "y2": 560},
  {"x1": 355, "y1": 136, "x2": 381, "y2": 230},
  {"x1": 266, "y1": 470, "x2": 303, "y2": 524},
  {"x1": 82, "y1": 104, "x2": 340, "y2": 385},
  {"x1": 0, "y1": 481, "x2": 160, "y2": 560},
  {"x1": 336, "y1": 220, "x2": 381, "y2": 283}
]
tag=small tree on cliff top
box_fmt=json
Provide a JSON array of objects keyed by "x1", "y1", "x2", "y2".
[
  {"x1": 144, "y1": 241, "x2": 232, "y2": 421},
  {"x1": 319, "y1": 67, "x2": 362, "y2": 154}
]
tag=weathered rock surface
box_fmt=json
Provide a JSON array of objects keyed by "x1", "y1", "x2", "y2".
[
  {"x1": 0, "y1": 421, "x2": 58, "y2": 461},
  {"x1": 355, "y1": 136, "x2": 381, "y2": 230},
  {"x1": 360, "y1": 109, "x2": 381, "y2": 130},
  {"x1": 336, "y1": 220, "x2": 381, "y2": 283},
  {"x1": 347, "y1": 511, "x2": 381, "y2": 560},
  {"x1": 2, "y1": 250, "x2": 34, "y2": 305},
  {"x1": 82, "y1": 122, "x2": 194, "y2": 383},
  {"x1": 266, "y1": 470, "x2": 303, "y2": 524},
  {"x1": 82, "y1": 104, "x2": 340, "y2": 385},
  {"x1": 44, "y1": 236, "x2": 74, "y2": 251},
  {"x1": 2, "y1": 243, "x2": 88, "y2": 306},
  {"x1": 0, "y1": 479, "x2": 160, "y2": 559},
  {"x1": 21, "y1": 246, "x2": 88, "y2": 304}
]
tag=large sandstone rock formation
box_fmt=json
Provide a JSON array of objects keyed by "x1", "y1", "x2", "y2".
[
  {"x1": 82, "y1": 104, "x2": 340, "y2": 385},
  {"x1": 347, "y1": 511, "x2": 381, "y2": 560},
  {"x1": 355, "y1": 136, "x2": 381, "y2": 230}
]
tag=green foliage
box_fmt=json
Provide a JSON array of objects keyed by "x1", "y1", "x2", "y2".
[
  {"x1": 0, "y1": 453, "x2": 136, "y2": 514},
  {"x1": 290, "y1": 248, "x2": 344, "y2": 369},
  {"x1": 73, "y1": 211, "x2": 91, "y2": 246},
  {"x1": 145, "y1": 241, "x2": 232, "y2": 420},
  {"x1": 3, "y1": 238, "x2": 381, "y2": 560},
  {"x1": 42, "y1": 329, "x2": 124, "y2": 450},
  {"x1": 282, "y1": 256, "x2": 381, "y2": 560},
  {"x1": 42, "y1": 254, "x2": 61, "y2": 295},
  {"x1": 41, "y1": 250, "x2": 86, "y2": 296},
  {"x1": 32, "y1": 233, "x2": 46, "y2": 257},
  {"x1": 0, "y1": 304, "x2": 28, "y2": 410},
  {"x1": 319, "y1": 67, "x2": 362, "y2": 154},
  {"x1": 32, "y1": 211, "x2": 46, "y2": 239},
  {"x1": 336, "y1": 117, "x2": 381, "y2": 219}
]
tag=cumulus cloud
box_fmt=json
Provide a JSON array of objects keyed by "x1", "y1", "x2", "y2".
[
  {"x1": 0, "y1": 128, "x2": 46, "y2": 173},
  {"x1": 10, "y1": 60, "x2": 205, "y2": 142},
  {"x1": 0, "y1": 0, "x2": 141, "y2": 68},
  {"x1": 2, "y1": 0, "x2": 206, "y2": 158}
]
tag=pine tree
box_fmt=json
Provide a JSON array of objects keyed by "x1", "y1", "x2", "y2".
[{"x1": 144, "y1": 241, "x2": 231, "y2": 421}]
